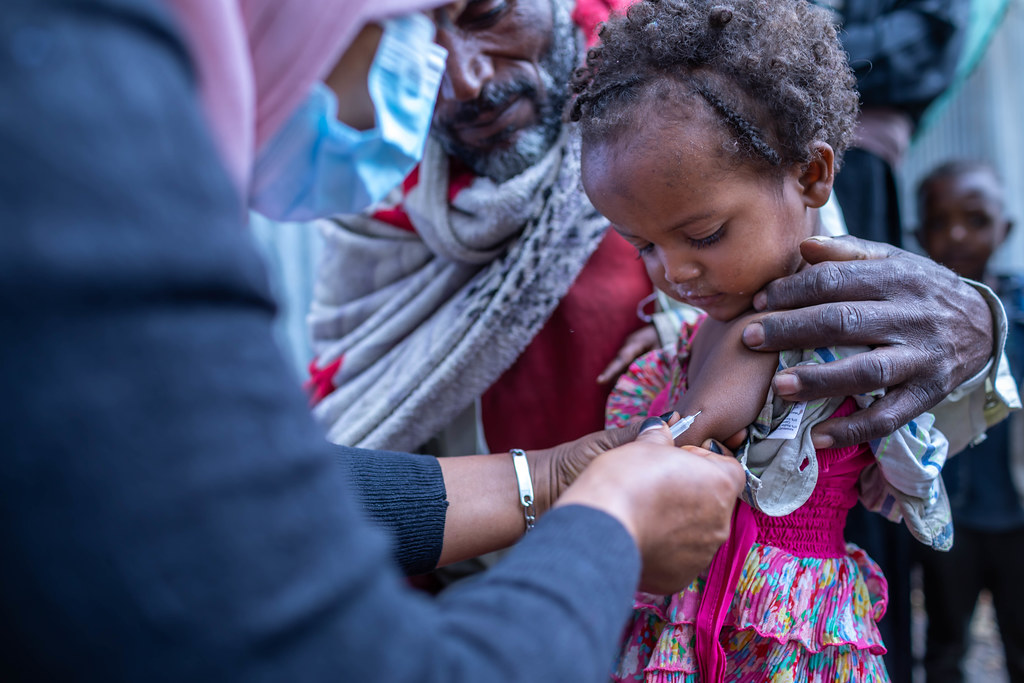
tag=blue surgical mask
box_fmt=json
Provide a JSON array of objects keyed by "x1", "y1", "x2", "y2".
[{"x1": 250, "y1": 12, "x2": 447, "y2": 221}]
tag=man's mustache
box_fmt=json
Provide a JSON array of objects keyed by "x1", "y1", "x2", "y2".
[{"x1": 448, "y1": 80, "x2": 537, "y2": 126}]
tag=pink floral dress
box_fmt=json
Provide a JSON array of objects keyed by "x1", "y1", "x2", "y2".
[{"x1": 606, "y1": 317, "x2": 890, "y2": 683}]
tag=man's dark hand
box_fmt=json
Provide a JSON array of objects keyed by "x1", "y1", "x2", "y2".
[{"x1": 741, "y1": 235, "x2": 994, "y2": 449}]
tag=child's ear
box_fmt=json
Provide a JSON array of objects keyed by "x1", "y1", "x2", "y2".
[
  {"x1": 1001, "y1": 219, "x2": 1015, "y2": 246},
  {"x1": 797, "y1": 142, "x2": 835, "y2": 209}
]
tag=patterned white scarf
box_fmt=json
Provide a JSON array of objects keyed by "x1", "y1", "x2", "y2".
[{"x1": 309, "y1": 128, "x2": 608, "y2": 451}]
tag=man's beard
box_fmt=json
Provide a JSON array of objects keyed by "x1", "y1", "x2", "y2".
[{"x1": 432, "y1": 1, "x2": 578, "y2": 184}]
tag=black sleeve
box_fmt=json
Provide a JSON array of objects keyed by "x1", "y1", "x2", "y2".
[
  {"x1": 335, "y1": 447, "x2": 448, "y2": 575},
  {"x1": 0, "y1": 1, "x2": 641, "y2": 681},
  {"x1": 839, "y1": 0, "x2": 970, "y2": 118}
]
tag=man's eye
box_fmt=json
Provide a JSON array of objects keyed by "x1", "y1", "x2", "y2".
[{"x1": 461, "y1": 0, "x2": 508, "y2": 26}]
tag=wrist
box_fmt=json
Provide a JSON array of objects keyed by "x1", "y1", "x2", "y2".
[
  {"x1": 525, "y1": 448, "x2": 555, "y2": 517},
  {"x1": 510, "y1": 449, "x2": 537, "y2": 532},
  {"x1": 958, "y1": 276, "x2": 998, "y2": 378}
]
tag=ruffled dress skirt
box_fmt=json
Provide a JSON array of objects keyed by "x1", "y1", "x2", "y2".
[
  {"x1": 613, "y1": 541, "x2": 889, "y2": 682},
  {"x1": 611, "y1": 437, "x2": 891, "y2": 683}
]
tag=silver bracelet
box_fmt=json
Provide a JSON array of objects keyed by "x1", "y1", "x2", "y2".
[{"x1": 510, "y1": 449, "x2": 536, "y2": 532}]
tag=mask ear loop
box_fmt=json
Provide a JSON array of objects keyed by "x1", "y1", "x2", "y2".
[{"x1": 636, "y1": 291, "x2": 658, "y2": 323}]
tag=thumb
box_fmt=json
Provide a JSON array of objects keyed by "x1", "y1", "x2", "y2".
[
  {"x1": 634, "y1": 417, "x2": 674, "y2": 445},
  {"x1": 799, "y1": 234, "x2": 898, "y2": 265}
]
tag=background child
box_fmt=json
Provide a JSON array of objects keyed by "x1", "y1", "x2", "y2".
[
  {"x1": 915, "y1": 160, "x2": 1024, "y2": 683},
  {"x1": 569, "y1": 0, "x2": 952, "y2": 681}
]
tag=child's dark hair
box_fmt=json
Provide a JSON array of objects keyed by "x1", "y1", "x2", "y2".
[
  {"x1": 917, "y1": 160, "x2": 1002, "y2": 197},
  {"x1": 569, "y1": 0, "x2": 859, "y2": 172},
  {"x1": 916, "y1": 160, "x2": 1005, "y2": 224}
]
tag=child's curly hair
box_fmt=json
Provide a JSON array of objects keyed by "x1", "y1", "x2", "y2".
[{"x1": 569, "y1": 0, "x2": 859, "y2": 171}]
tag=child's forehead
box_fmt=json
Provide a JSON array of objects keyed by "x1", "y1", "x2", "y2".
[{"x1": 923, "y1": 168, "x2": 1003, "y2": 205}]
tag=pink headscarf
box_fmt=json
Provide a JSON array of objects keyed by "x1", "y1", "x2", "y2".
[{"x1": 166, "y1": 0, "x2": 448, "y2": 190}]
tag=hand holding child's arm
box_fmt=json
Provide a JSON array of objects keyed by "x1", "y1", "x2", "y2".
[
  {"x1": 742, "y1": 235, "x2": 994, "y2": 449},
  {"x1": 556, "y1": 421, "x2": 743, "y2": 593}
]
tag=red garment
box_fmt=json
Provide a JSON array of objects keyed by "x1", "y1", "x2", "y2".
[
  {"x1": 572, "y1": 0, "x2": 635, "y2": 47},
  {"x1": 481, "y1": 230, "x2": 651, "y2": 452}
]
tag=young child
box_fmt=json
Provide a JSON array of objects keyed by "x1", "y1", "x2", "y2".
[
  {"x1": 914, "y1": 161, "x2": 1024, "y2": 682},
  {"x1": 569, "y1": 1, "x2": 952, "y2": 681}
]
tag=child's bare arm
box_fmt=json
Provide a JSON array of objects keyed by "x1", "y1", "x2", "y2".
[{"x1": 671, "y1": 313, "x2": 779, "y2": 447}]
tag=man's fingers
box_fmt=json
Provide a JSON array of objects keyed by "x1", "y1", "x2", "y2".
[
  {"x1": 597, "y1": 350, "x2": 632, "y2": 385},
  {"x1": 798, "y1": 234, "x2": 898, "y2": 265},
  {"x1": 597, "y1": 348, "x2": 636, "y2": 384},
  {"x1": 744, "y1": 301, "x2": 911, "y2": 352},
  {"x1": 809, "y1": 389, "x2": 933, "y2": 450},
  {"x1": 597, "y1": 348, "x2": 639, "y2": 383},
  {"x1": 596, "y1": 359, "x2": 626, "y2": 384},
  {"x1": 770, "y1": 347, "x2": 921, "y2": 402},
  {"x1": 753, "y1": 254, "x2": 921, "y2": 314}
]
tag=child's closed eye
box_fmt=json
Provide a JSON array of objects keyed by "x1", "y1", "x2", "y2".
[{"x1": 688, "y1": 226, "x2": 724, "y2": 250}]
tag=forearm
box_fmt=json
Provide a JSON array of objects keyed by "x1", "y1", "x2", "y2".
[
  {"x1": 436, "y1": 450, "x2": 550, "y2": 566},
  {"x1": 376, "y1": 506, "x2": 641, "y2": 682},
  {"x1": 674, "y1": 315, "x2": 777, "y2": 446},
  {"x1": 949, "y1": 278, "x2": 1012, "y2": 402}
]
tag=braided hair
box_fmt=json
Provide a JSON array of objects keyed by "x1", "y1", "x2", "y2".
[{"x1": 569, "y1": 0, "x2": 859, "y2": 171}]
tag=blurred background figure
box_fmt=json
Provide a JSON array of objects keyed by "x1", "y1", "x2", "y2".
[
  {"x1": 900, "y1": 0, "x2": 1021, "y2": 263},
  {"x1": 897, "y1": 6, "x2": 1023, "y2": 677},
  {"x1": 915, "y1": 160, "x2": 1024, "y2": 683},
  {"x1": 820, "y1": 0, "x2": 969, "y2": 249}
]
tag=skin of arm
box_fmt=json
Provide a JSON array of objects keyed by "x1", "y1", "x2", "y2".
[
  {"x1": 436, "y1": 453, "x2": 538, "y2": 566},
  {"x1": 671, "y1": 312, "x2": 779, "y2": 448},
  {"x1": 435, "y1": 421, "x2": 653, "y2": 566}
]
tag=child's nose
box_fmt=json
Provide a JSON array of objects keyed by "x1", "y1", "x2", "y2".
[
  {"x1": 950, "y1": 224, "x2": 968, "y2": 242},
  {"x1": 662, "y1": 256, "x2": 701, "y2": 285}
]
